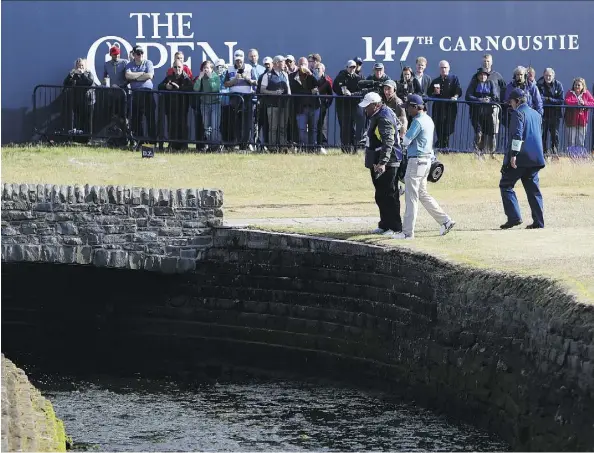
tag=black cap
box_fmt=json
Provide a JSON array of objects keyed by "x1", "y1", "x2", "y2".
[{"x1": 354, "y1": 57, "x2": 363, "y2": 65}]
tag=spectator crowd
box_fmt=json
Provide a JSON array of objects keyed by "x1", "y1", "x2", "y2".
[{"x1": 60, "y1": 46, "x2": 594, "y2": 156}]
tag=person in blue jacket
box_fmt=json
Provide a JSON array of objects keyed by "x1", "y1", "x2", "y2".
[
  {"x1": 505, "y1": 66, "x2": 543, "y2": 116},
  {"x1": 499, "y1": 88, "x2": 546, "y2": 230}
]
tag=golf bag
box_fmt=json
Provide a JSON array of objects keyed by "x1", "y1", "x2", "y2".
[{"x1": 397, "y1": 153, "x2": 445, "y2": 183}]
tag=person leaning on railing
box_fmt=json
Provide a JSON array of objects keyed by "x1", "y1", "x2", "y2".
[
  {"x1": 564, "y1": 77, "x2": 594, "y2": 151},
  {"x1": 63, "y1": 57, "x2": 96, "y2": 138},
  {"x1": 260, "y1": 55, "x2": 291, "y2": 150},
  {"x1": 465, "y1": 67, "x2": 500, "y2": 158},
  {"x1": 194, "y1": 61, "x2": 222, "y2": 149},
  {"x1": 536, "y1": 68, "x2": 564, "y2": 158},
  {"x1": 158, "y1": 62, "x2": 193, "y2": 151}
]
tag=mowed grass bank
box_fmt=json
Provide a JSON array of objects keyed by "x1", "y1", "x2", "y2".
[{"x1": 2, "y1": 145, "x2": 594, "y2": 302}]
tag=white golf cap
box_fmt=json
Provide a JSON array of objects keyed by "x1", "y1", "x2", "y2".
[
  {"x1": 358, "y1": 91, "x2": 382, "y2": 108},
  {"x1": 285, "y1": 54, "x2": 295, "y2": 62},
  {"x1": 263, "y1": 56, "x2": 273, "y2": 64},
  {"x1": 234, "y1": 49, "x2": 244, "y2": 59}
]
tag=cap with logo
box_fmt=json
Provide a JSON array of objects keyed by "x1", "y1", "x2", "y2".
[
  {"x1": 354, "y1": 57, "x2": 363, "y2": 65},
  {"x1": 109, "y1": 46, "x2": 120, "y2": 56},
  {"x1": 406, "y1": 94, "x2": 425, "y2": 106},
  {"x1": 509, "y1": 88, "x2": 526, "y2": 100},
  {"x1": 382, "y1": 80, "x2": 397, "y2": 89},
  {"x1": 216, "y1": 59, "x2": 226, "y2": 67},
  {"x1": 358, "y1": 92, "x2": 383, "y2": 108},
  {"x1": 374, "y1": 62, "x2": 384, "y2": 70},
  {"x1": 234, "y1": 50, "x2": 244, "y2": 59},
  {"x1": 285, "y1": 54, "x2": 295, "y2": 62},
  {"x1": 263, "y1": 56, "x2": 273, "y2": 64},
  {"x1": 132, "y1": 45, "x2": 144, "y2": 54},
  {"x1": 346, "y1": 59, "x2": 357, "y2": 68}
]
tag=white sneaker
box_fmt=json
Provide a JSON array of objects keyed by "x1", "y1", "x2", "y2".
[
  {"x1": 440, "y1": 220, "x2": 456, "y2": 236},
  {"x1": 319, "y1": 147, "x2": 327, "y2": 155},
  {"x1": 248, "y1": 144, "x2": 255, "y2": 152},
  {"x1": 391, "y1": 232, "x2": 413, "y2": 240},
  {"x1": 371, "y1": 228, "x2": 386, "y2": 234},
  {"x1": 381, "y1": 229, "x2": 396, "y2": 236}
]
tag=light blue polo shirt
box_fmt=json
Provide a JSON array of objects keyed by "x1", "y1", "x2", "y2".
[
  {"x1": 402, "y1": 111, "x2": 435, "y2": 158},
  {"x1": 125, "y1": 59, "x2": 154, "y2": 90}
]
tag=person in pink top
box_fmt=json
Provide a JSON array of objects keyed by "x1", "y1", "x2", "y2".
[{"x1": 564, "y1": 77, "x2": 594, "y2": 149}]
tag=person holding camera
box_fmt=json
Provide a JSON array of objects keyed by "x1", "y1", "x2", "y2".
[
  {"x1": 125, "y1": 46, "x2": 156, "y2": 145},
  {"x1": 382, "y1": 80, "x2": 407, "y2": 138},
  {"x1": 333, "y1": 60, "x2": 363, "y2": 153},
  {"x1": 392, "y1": 94, "x2": 456, "y2": 240},
  {"x1": 223, "y1": 49, "x2": 254, "y2": 150},
  {"x1": 63, "y1": 57, "x2": 96, "y2": 139},
  {"x1": 359, "y1": 92, "x2": 404, "y2": 236},
  {"x1": 158, "y1": 61, "x2": 193, "y2": 150},
  {"x1": 499, "y1": 88, "x2": 545, "y2": 230}
]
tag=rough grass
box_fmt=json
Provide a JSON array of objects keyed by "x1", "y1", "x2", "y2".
[{"x1": 2, "y1": 145, "x2": 594, "y2": 302}]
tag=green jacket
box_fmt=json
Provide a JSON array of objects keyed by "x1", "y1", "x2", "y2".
[{"x1": 194, "y1": 74, "x2": 221, "y2": 105}]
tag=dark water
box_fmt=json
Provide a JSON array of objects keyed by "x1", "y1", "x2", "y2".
[{"x1": 32, "y1": 373, "x2": 508, "y2": 452}]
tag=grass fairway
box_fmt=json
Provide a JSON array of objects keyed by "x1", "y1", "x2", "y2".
[{"x1": 2, "y1": 145, "x2": 594, "y2": 302}]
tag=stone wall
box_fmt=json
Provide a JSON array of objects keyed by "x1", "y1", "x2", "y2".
[
  {"x1": 1, "y1": 354, "x2": 67, "y2": 452},
  {"x1": 1, "y1": 183, "x2": 223, "y2": 273},
  {"x1": 2, "y1": 186, "x2": 593, "y2": 451}
]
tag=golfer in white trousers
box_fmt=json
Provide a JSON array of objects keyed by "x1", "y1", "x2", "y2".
[{"x1": 392, "y1": 94, "x2": 456, "y2": 239}]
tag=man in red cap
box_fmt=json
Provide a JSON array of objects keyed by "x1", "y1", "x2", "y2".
[{"x1": 103, "y1": 44, "x2": 129, "y2": 89}]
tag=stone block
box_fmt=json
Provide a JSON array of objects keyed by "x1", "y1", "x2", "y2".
[
  {"x1": 107, "y1": 186, "x2": 117, "y2": 204},
  {"x1": 153, "y1": 206, "x2": 174, "y2": 216},
  {"x1": 144, "y1": 255, "x2": 162, "y2": 272},
  {"x1": 131, "y1": 187, "x2": 142, "y2": 205},
  {"x1": 129, "y1": 206, "x2": 150, "y2": 218},
  {"x1": 177, "y1": 257, "x2": 196, "y2": 272},
  {"x1": 190, "y1": 236, "x2": 213, "y2": 247},
  {"x1": 74, "y1": 184, "x2": 85, "y2": 203},
  {"x1": 128, "y1": 252, "x2": 144, "y2": 269},
  {"x1": 22, "y1": 245, "x2": 41, "y2": 262},
  {"x1": 109, "y1": 250, "x2": 128, "y2": 268},
  {"x1": 56, "y1": 222, "x2": 78, "y2": 235},
  {"x1": 180, "y1": 248, "x2": 198, "y2": 259},
  {"x1": 62, "y1": 236, "x2": 84, "y2": 246},
  {"x1": 158, "y1": 228, "x2": 182, "y2": 237},
  {"x1": 19, "y1": 222, "x2": 37, "y2": 235},
  {"x1": 40, "y1": 245, "x2": 59, "y2": 262},
  {"x1": 160, "y1": 257, "x2": 179, "y2": 274},
  {"x1": 2, "y1": 226, "x2": 18, "y2": 236},
  {"x1": 93, "y1": 249, "x2": 109, "y2": 267}
]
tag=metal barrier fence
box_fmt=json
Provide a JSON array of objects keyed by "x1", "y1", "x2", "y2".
[{"x1": 32, "y1": 84, "x2": 594, "y2": 156}]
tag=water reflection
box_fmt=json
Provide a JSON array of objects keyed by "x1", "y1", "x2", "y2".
[{"x1": 33, "y1": 374, "x2": 508, "y2": 452}]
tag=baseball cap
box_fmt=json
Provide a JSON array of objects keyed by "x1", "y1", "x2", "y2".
[
  {"x1": 285, "y1": 55, "x2": 295, "y2": 62},
  {"x1": 346, "y1": 59, "x2": 357, "y2": 68},
  {"x1": 109, "y1": 46, "x2": 120, "y2": 56},
  {"x1": 382, "y1": 80, "x2": 397, "y2": 89},
  {"x1": 215, "y1": 59, "x2": 226, "y2": 67},
  {"x1": 508, "y1": 88, "x2": 525, "y2": 100},
  {"x1": 358, "y1": 92, "x2": 382, "y2": 108},
  {"x1": 374, "y1": 62, "x2": 384, "y2": 70},
  {"x1": 477, "y1": 67, "x2": 489, "y2": 75},
  {"x1": 406, "y1": 94, "x2": 425, "y2": 106},
  {"x1": 354, "y1": 57, "x2": 363, "y2": 65},
  {"x1": 234, "y1": 50, "x2": 244, "y2": 59},
  {"x1": 273, "y1": 55, "x2": 285, "y2": 64},
  {"x1": 263, "y1": 56, "x2": 273, "y2": 64},
  {"x1": 132, "y1": 45, "x2": 144, "y2": 54}
]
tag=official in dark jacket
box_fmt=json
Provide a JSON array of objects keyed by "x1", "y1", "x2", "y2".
[
  {"x1": 359, "y1": 92, "x2": 403, "y2": 234},
  {"x1": 499, "y1": 88, "x2": 546, "y2": 230},
  {"x1": 536, "y1": 69, "x2": 564, "y2": 156},
  {"x1": 427, "y1": 60, "x2": 463, "y2": 151}
]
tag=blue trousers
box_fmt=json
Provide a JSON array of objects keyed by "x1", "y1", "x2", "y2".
[{"x1": 499, "y1": 166, "x2": 544, "y2": 227}]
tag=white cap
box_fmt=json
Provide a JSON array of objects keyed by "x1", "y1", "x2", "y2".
[
  {"x1": 234, "y1": 50, "x2": 244, "y2": 59},
  {"x1": 215, "y1": 59, "x2": 226, "y2": 67},
  {"x1": 263, "y1": 56, "x2": 273, "y2": 64},
  {"x1": 346, "y1": 59, "x2": 357, "y2": 68},
  {"x1": 285, "y1": 54, "x2": 295, "y2": 62},
  {"x1": 358, "y1": 92, "x2": 382, "y2": 108}
]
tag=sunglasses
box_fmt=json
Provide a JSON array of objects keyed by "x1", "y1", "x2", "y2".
[
  {"x1": 349, "y1": 66, "x2": 356, "y2": 69},
  {"x1": 173, "y1": 66, "x2": 182, "y2": 69}
]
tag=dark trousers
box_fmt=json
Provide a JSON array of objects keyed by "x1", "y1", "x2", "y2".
[
  {"x1": 499, "y1": 166, "x2": 544, "y2": 227},
  {"x1": 228, "y1": 95, "x2": 253, "y2": 146},
  {"x1": 542, "y1": 117, "x2": 560, "y2": 155},
  {"x1": 166, "y1": 108, "x2": 189, "y2": 150},
  {"x1": 433, "y1": 106, "x2": 457, "y2": 150},
  {"x1": 337, "y1": 101, "x2": 358, "y2": 152},
  {"x1": 370, "y1": 166, "x2": 402, "y2": 232},
  {"x1": 317, "y1": 105, "x2": 329, "y2": 145},
  {"x1": 130, "y1": 90, "x2": 156, "y2": 142}
]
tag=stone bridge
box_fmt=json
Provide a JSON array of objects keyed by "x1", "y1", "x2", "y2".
[{"x1": 1, "y1": 182, "x2": 594, "y2": 451}]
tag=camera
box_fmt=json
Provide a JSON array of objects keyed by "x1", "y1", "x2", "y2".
[
  {"x1": 237, "y1": 68, "x2": 244, "y2": 75},
  {"x1": 358, "y1": 79, "x2": 383, "y2": 95}
]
